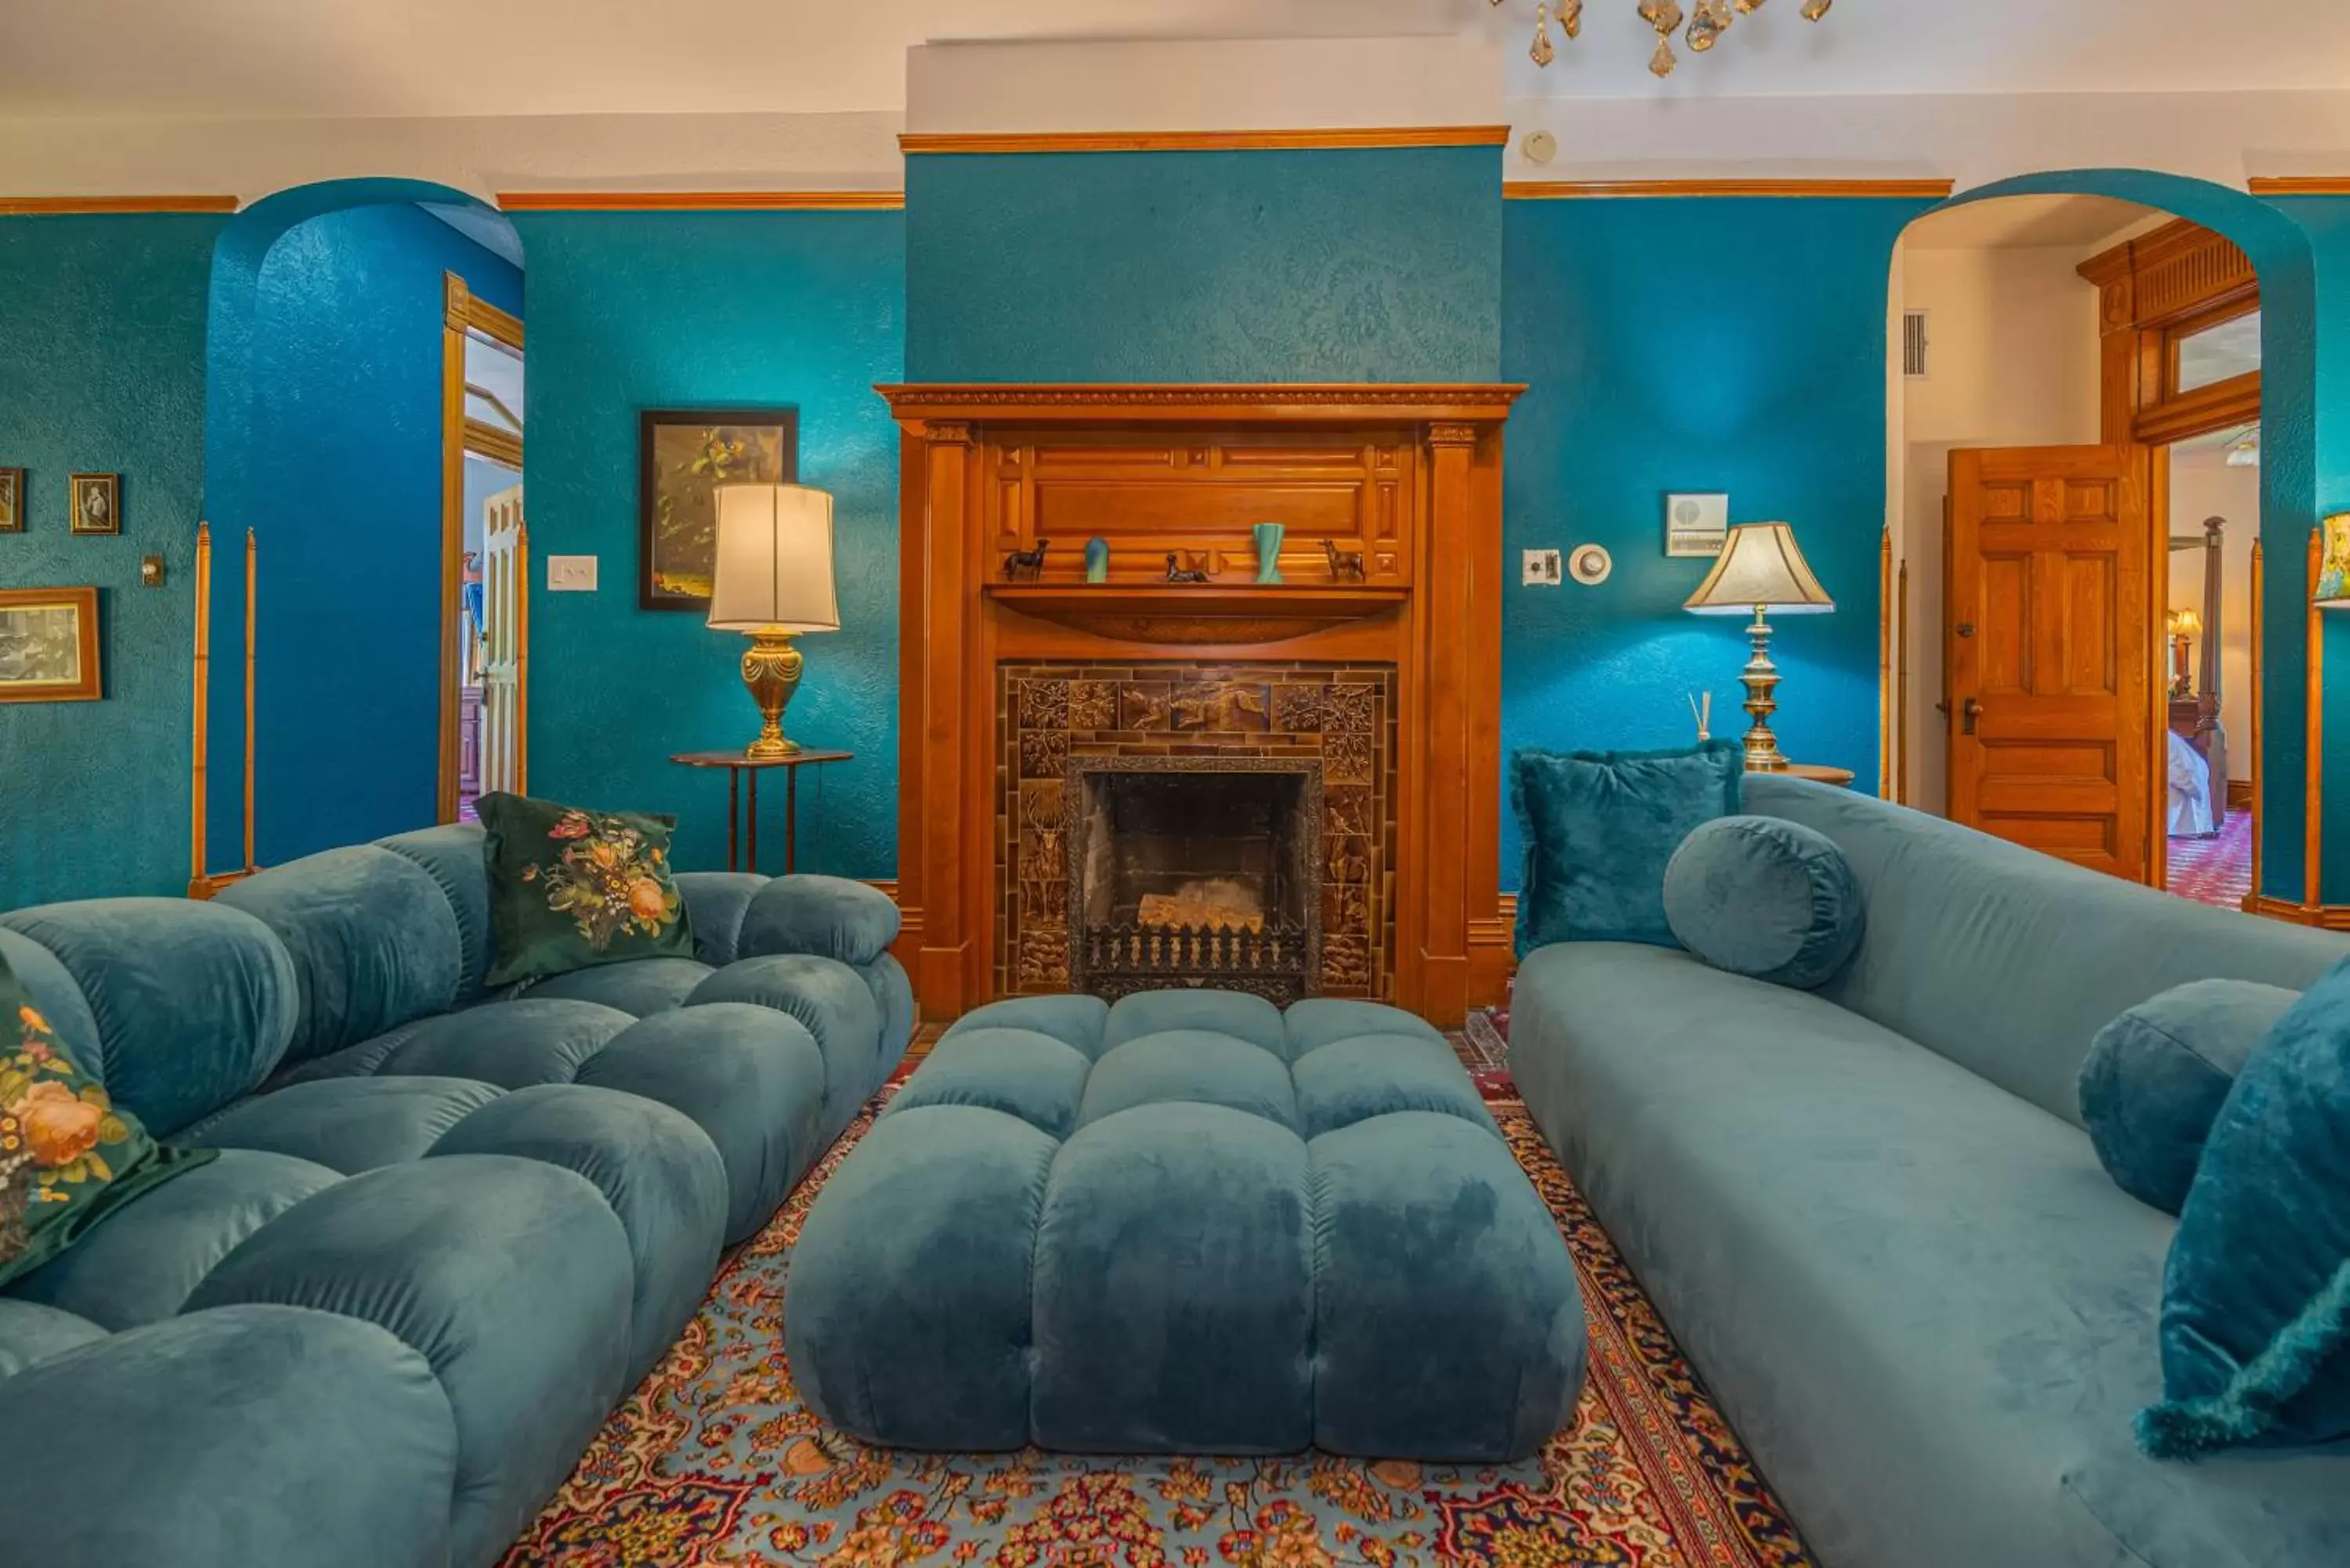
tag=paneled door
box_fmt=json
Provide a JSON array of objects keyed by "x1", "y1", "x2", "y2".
[
  {"x1": 1946, "y1": 444, "x2": 2153, "y2": 881},
  {"x1": 479, "y1": 486, "x2": 527, "y2": 797}
]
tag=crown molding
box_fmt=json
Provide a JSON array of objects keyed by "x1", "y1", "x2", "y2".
[
  {"x1": 2247, "y1": 177, "x2": 2350, "y2": 197},
  {"x1": 900, "y1": 125, "x2": 1510, "y2": 155},
  {"x1": 0, "y1": 195, "x2": 238, "y2": 215},
  {"x1": 494, "y1": 190, "x2": 904, "y2": 211},
  {"x1": 1506, "y1": 178, "x2": 1954, "y2": 200},
  {"x1": 877, "y1": 382, "x2": 1525, "y2": 425}
]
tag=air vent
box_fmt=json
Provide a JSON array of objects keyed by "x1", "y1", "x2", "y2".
[{"x1": 1903, "y1": 309, "x2": 1931, "y2": 380}]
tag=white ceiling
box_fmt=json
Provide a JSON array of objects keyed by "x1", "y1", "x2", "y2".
[
  {"x1": 5, "y1": 1, "x2": 2350, "y2": 121},
  {"x1": 1902, "y1": 194, "x2": 2158, "y2": 252}
]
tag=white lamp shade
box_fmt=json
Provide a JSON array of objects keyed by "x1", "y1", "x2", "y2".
[
  {"x1": 707, "y1": 483, "x2": 841, "y2": 633},
  {"x1": 1683, "y1": 522, "x2": 1835, "y2": 616}
]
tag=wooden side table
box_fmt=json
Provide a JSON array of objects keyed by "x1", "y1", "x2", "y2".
[
  {"x1": 670, "y1": 750, "x2": 853, "y2": 873},
  {"x1": 1778, "y1": 762, "x2": 1857, "y2": 788}
]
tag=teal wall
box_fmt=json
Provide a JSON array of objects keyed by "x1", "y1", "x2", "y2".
[
  {"x1": 0, "y1": 213, "x2": 227, "y2": 908},
  {"x1": 906, "y1": 147, "x2": 1502, "y2": 381},
  {"x1": 244, "y1": 203, "x2": 521, "y2": 862},
  {"x1": 1497, "y1": 195, "x2": 1926, "y2": 885},
  {"x1": 510, "y1": 209, "x2": 906, "y2": 876},
  {"x1": 2266, "y1": 193, "x2": 2350, "y2": 906}
]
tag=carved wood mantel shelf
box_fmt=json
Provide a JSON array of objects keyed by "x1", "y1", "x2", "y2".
[
  {"x1": 884, "y1": 382, "x2": 1524, "y2": 1028},
  {"x1": 985, "y1": 583, "x2": 1410, "y2": 645}
]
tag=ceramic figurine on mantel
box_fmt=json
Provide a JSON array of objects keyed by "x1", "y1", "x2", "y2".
[
  {"x1": 1253, "y1": 522, "x2": 1284, "y2": 584},
  {"x1": 1324, "y1": 540, "x2": 1366, "y2": 582},
  {"x1": 1004, "y1": 537, "x2": 1050, "y2": 582},
  {"x1": 1165, "y1": 551, "x2": 1211, "y2": 583},
  {"x1": 1084, "y1": 537, "x2": 1109, "y2": 583}
]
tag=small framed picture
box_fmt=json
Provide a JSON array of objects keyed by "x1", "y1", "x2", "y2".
[
  {"x1": 0, "y1": 586, "x2": 101, "y2": 703},
  {"x1": 1665, "y1": 493, "x2": 1730, "y2": 558},
  {"x1": 0, "y1": 468, "x2": 23, "y2": 533},
  {"x1": 70, "y1": 473, "x2": 121, "y2": 536},
  {"x1": 638, "y1": 410, "x2": 799, "y2": 611}
]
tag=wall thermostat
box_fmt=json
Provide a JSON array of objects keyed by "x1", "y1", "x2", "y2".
[{"x1": 1567, "y1": 544, "x2": 1614, "y2": 586}]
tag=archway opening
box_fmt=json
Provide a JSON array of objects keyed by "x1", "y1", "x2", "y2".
[
  {"x1": 1883, "y1": 168, "x2": 2320, "y2": 912},
  {"x1": 198, "y1": 179, "x2": 525, "y2": 881}
]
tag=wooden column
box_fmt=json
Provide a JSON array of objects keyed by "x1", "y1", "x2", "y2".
[
  {"x1": 1410, "y1": 421, "x2": 1480, "y2": 1022},
  {"x1": 914, "y1": 420, "x2": 978, "y2": 1017}
]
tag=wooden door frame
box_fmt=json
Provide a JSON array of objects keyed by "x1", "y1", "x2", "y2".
[
  {"x1": 2077, "y1": 220, "x2": 2262, "y2": 887},
  {"x1": 440, "y1": 273, "x2": 525, "y2": 822}
]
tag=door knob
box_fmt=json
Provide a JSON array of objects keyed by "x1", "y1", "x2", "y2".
[{"x1": 1962, "y1": 696, "x2": 1982, "y2": 735}]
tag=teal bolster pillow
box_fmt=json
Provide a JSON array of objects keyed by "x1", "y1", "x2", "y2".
[
  {"x1": 1511, "y1": 741, "x2": 1743, "y2": 955},
  {"x1": 1661, "y1": 815, "x2": 1864, "y2": 990},
  {"x1": 2079, "y1": 979, "x2": 2300, "y2": 1216},
  {"x1": 2138, "y1": 957, "x2": 2350, "y2": 1458}
]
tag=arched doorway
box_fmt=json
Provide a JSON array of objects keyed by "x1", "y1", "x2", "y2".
[
  {"x1": 1884, "y1": 168, "x2": 2323, "y2": 913},
  {"x1": 196, "y1": 179, "x2": 526, "y2": 885}
]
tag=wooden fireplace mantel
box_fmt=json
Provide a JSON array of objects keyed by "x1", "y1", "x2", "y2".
[{"x1": 884, "y1": 381, "x2": 1523, "y2": 1027}]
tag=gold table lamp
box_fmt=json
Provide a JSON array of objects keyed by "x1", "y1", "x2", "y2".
[
  {"x1": 708, "y1": 482, "x2": 841, "y2": 758},
  {"x1": 1683, "y1": 522, "x2": 1835, "y2": 772}
]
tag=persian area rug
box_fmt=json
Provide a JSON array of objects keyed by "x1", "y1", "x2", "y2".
[
  {"x1": 501, "y1": 1089, "x2": 1815, "y2": 1568},
  {"x1": 2166, "y1": 810, "x2": 2254, "y2": 911}
]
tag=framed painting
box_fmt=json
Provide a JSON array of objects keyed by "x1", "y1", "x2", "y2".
[
  {"x1": 0, "y1": 468, "x2": 23, "y2": 533},
  {"x1": 70, "y1": 473, "x2": 121, "y2": 536},
  {"x1": 0, "y1": 586, "x2": 101, "y2": 703},
  {"x1": 638, "y1": 409, "x2": 798, "y2": 611}
]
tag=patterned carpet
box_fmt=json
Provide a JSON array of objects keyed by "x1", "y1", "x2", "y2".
[
  {"x1": 2167, "y1": 809, "x2": 2254, "y2": 910},
  {"x1": 501, "y1": 1068, "x2": 1813, "y2": 1568}
]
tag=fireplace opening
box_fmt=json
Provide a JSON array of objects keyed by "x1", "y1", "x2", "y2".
[{"x1": 1067, "y1": 759, "x2": 1322, "y2": 1003}]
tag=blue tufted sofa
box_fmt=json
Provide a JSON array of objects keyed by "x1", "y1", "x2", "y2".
[
  {"x1": 1511, "y1": 776, "x2": 2350, "y2": 1568},
  {"x1": 0, "y1": 823, "x2": 912, "y2": 1568}
]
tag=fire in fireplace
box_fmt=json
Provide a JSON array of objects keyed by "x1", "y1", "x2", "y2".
[{"x1": 1066, "y1": 757, "x2": 1323, "y2": 1003}]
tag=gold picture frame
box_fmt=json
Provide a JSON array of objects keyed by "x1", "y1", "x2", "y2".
[
  {"x1": 70, "y1": 473, "x2": 120, "y2": 536},
  {"x1": 0, "y1": 468, "x2": 23, "y2": 533},
  {"x1": 0, "y1": 586, "x2": 101, "y2": 703}
]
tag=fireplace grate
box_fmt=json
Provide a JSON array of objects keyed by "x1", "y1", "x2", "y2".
[{"x1": 1079, "y1": 918, "x2": 1314, "y2": 1005}]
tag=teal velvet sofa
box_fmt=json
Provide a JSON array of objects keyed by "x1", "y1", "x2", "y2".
[
  {"x1": 0, "y1": 824, "x2": 912, "y2": 1568},
  {"x1": 1510, "y1": 775, "x2": 2350, "y2": 1568}
]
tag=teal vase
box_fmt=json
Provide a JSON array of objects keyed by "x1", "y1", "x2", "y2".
[
  {"x1": 1085, "y1": 537, "x2": 1109, "y2": 583},
  {"x1": 1253, "y1": 522, "x2": 1285, "y2": 584}
]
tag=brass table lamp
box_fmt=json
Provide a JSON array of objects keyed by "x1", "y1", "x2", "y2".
[
  {"x1": 707, "y1": 482, "x2": 840, "y2": 758},
  {"x1": 1683, "y1": 522, "x2": 1835, "y2": 772}
]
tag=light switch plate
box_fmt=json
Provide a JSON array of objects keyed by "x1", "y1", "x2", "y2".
[
  {"x1": 546, "y1": 555, "x2": 598, "y2": 592},
  {"x1": 1522, "y1": 548, "x2": 1563, "y2": 586}
]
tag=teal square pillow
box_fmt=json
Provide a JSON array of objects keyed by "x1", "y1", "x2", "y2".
[
  {"x1": 2138, "y1": 956, "x2": 2350, "y2": 1457},
  {"x1": 2, "y1": 950, "x2": 215, "y2": 1288},
  {"x1": 1511, "y1": 740, "x2": 1744, "y2": 956},
  {"x1": 479, "y1": 793, "x2": 696, "y2": 988}
]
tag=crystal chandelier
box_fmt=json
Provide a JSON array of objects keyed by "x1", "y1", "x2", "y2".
[{"x1": 1503, "y1": 0, "x2": 1834, "y2": 79}]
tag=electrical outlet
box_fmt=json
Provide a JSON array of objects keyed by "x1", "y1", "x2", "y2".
[
  {"x1": 1522, "y1": 548, "x2": 1563, "y2": 586},
  {"x1": 546, "y1": 555, "x2": 598, "y2": 592}
]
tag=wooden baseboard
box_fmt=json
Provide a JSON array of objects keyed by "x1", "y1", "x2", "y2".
[
  {"x1": 2243, "y1": 894, "x2": 2350, "y2": 930},
  {"x1": 2226, "y1": 779, "x2": 2254, "y2": 810}
]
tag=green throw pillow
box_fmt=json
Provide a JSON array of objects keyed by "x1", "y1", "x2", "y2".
[
  {"x1": 480, "y1": 792, "x2": 696, "y2": 988},
  {"x1": 1, "y1": 950, "x2": 216, "y2": 1289}
]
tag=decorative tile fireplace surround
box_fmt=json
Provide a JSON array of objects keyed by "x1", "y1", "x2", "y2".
[{"x1": 884, "y1": 384, "x2": 1520, "y2": 1026}]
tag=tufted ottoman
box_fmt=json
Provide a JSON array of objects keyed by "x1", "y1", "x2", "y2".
[{"x1": 786, "y1": 991, "x2": 1584, "y2": 1461}]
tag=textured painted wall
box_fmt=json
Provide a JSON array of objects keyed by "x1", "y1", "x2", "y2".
[
  {"x1": 1498, "y1": 195, "x2": 1929, "y2": 887},
  {"x1": 239, "y1": 203, "x2": 520, "y2": 863},
  {"x1": 509, "y1": 209, "x2": 906, "y2": 877},
  {"x1": 0, "y1": 214, "x2": 226, "y2": 909},
  {"x1": 2267, "y1": 193, "x2": 2350, "y2": 905},
  {"x1": 906, "y1": 147, "x2": 1502, "y2": 382}
]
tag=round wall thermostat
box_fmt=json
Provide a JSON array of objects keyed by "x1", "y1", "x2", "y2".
[
  {"x1": 1567, "y1": 544, "x2": 1613, "y2": 586},
  {"x1": 1523, "y1": 130, "x2": 1558, "y2": 165}
]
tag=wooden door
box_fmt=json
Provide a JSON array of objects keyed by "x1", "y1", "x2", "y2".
[
  {"x1": 1946, "y1": 445, "x2": 2153, "y2": 880},
  {"x1": 480, "y1": 486, "x2": 527, "y2": 797}
]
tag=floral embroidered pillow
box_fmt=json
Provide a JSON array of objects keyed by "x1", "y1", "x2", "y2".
[
  {"x1": 2, "y1": 948, "x2": 217, "y2": 1289},
  {"x1": 479, "y1": 793, "x2": 696, "y2": 988}
]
